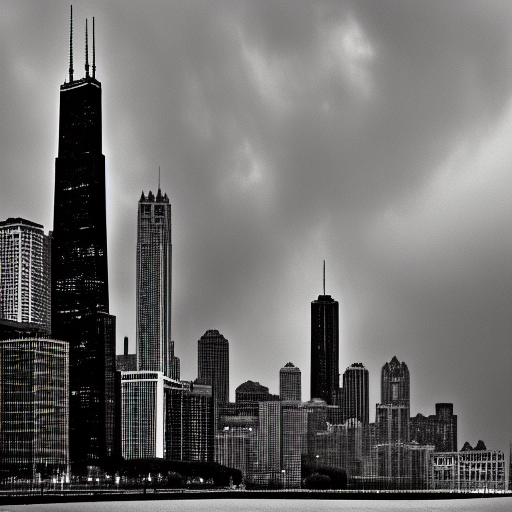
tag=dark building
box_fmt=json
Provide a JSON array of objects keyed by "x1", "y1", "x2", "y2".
[
  {"x1": 310, "y1": 293, "x2": 339, "y2": 405},
  {"x1": 279, "y1": 362, "x2": 301, "y2": 401},
  {"x1": 116, "y1": 336, "x2": 136, "y2": 372},
  {"x1": 341, "y1": 363, "x2": 369, "y2": 425},
  {"x1": 51, "y1": 9, "x2": 118, "y2": 463},
  {"x1": 137, "y1": 187, "x2": 179, "y2": 379},
  {"x1": 197, "y1": 330, "x2": 229, "y2": 404},
  {"x1": 235, "y1": 380, "x2": 279, "y2": 403},
  {"x1": 381, "y1": 355, "x2": 410, "y2": 407},
  {"x1": 410, "y1": 403, "x2": 457, "y2": 452},
  {"x1": 0, "y1": 338, "x2": 69, "y2": 480}
]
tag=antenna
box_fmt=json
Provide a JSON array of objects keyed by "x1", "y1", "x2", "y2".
[
  {"x1": 85, "y1": 19, "x2": 90, "y2": 78},
  {"x1": 69, "y1": 5, "x2": 74, "y2": 82},
  {"x1": 92, "y1": 17, "x2": 96, "y2": 78},
  {"x1": 323, "y1": 260, "x2": 325, "y2": 295},
  {"x1": 158, "y1": 166, "x2": 161, "y2": 192}
]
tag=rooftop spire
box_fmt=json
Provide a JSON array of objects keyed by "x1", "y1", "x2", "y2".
[
  {"x1": 158, "y1": 166, "x2": 161, "y2": 192},
  {"x1": 92, "y1": 17, "x2": 96, "y2": 78},
  {"x1": 69, "y1": 5, "x2": 74, "y2": 82},
  {"x1": 85, "y1": 18, "x2": 90, "y2": 78},
  {"x1": 323, "y1": 260, "x2": 325, "y2": 295}
]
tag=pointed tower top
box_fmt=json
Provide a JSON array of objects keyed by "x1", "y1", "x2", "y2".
[
  {"x1": 85, "y1": 18, "x2": 90, "y2": 78},
  {"x1": 69, "y1": 5, "x2": 74, "y2": 82}
]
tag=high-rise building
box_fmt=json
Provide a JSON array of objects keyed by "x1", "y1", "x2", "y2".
[
  {"x1": 381, "y1": 355, "x2": 410, "y2": 407},
  {"x1": 341, "y1": 363, "x2": 369, "y2": 425},
  {"x1": 410, "y1": 403, "x2": 457, "y2": 452},
  {"x1": 0, "y1": 218, "x2": 51, "y2": 335},
  {"x1": 279, "y1": 362, "x2": 301, "y2": 402},
  {"x1": 137, "y1": 187, "x2": 179, "y2": 379},
  {"x1": 197, "y1": 329, "x2": 229, "y2": 404},
  {"x1": 310, "y1": 288, "x2": 339, "y2": 405},
  {"x1": 51, "y1": 9, "x2": 118, "y2": 463},
  {"x1": 0, "y1": 338, "x2": 69, "y2": 480}
]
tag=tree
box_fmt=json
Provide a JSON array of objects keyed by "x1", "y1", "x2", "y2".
[
  {"x1": 475, "y1": 440, "x2": 487, "y2": 451},
  {"x1": 303, "y1": 473, "x2": 331, "y2": 490},
  {"x1": 460, "y1": 441, "x2": 473, "y2": 451}
]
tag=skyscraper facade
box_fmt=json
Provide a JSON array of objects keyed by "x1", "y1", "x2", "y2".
[
  {"x1": 51, "y1": 10, "x2": 118, "y2": 463},
  {"x1": 381, "y1": 356, "x2": 410, "y2": 407},
  {"x1": 0, "y1": 338, "x2": 69, "y2": 480},
  {"x1": 310, "y1": 294, "x2": 339, "y2": 405},
  {"x1": 197, "y1": 329, "x2": 229, "y2": 404},
  {"x1": 341, "y1": 363, "x2": 369, "y2": 425},
  {"x1": 279, "y1": 362, "x2": 301, "y2": 401},
  {"x1": 137, "y1": 188, "x2": 179, "y2": 378},
  {"x1": 0, "y1": 218, "x2": 51, "y2": 335}
]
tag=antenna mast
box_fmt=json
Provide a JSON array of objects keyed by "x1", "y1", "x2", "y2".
[
  {"x1": 158, "y1": 166, "x2": 161, "y2": 191},
  {"x1": 92, "y1": 17, "x2": 96, "y2": 78},
  {"x1": 85, "y1": 19, "x2": 90, "y2": 78},
  {"x1": 323, "y1": 260, "x2": 325, "y2": 295},
  {"x1": 69, "y1": 5, "x2": 74, "y2": 82}
]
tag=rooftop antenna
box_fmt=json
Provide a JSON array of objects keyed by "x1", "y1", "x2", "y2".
[
  {"x1": 85, "y1": 18, "x2": 90, "y2": 78},
  {"x1": 92, "y1": 17, "x2": 96, "y2": 78},
  {"x1": 69, "y1": 5, "x2": 74, "y2": 82},
  {"x1": 158, "y1": 166, "x2": 161, "y2": 192},
  {"x1": 323, "y1": 260, "x2": 325, "y2": 295}
]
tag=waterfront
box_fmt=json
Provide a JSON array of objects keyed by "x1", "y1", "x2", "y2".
[{"x1": 1, "y1": 497, "x2": 511, "y2": 512}]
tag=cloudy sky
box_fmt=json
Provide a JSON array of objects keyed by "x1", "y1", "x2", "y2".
[{"x1": 1, "y1": 0, "x2": 511, "y2": 453}]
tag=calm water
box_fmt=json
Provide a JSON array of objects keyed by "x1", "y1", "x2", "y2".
[{"x1": 1, "y1": 498, "x2": 511, "y2": 512}]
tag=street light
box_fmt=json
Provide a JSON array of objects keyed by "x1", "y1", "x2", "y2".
[{"x1": 281, "y1": 469, "x2": 286, "y2": 489}]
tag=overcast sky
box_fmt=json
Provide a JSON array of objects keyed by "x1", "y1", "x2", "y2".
[{"x1": 1, "y1": 0, "x2": 511, "y2": 454}]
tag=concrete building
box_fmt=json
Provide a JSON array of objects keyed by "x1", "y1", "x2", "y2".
[
  {"x1": 0, "y1": 338, "x2": 69, "y2": 480},
  {"x1": 0, "y1": 218, "x2": 51, "y2": 335},
  {"x1": 410, "y1": 403, "x2": 458, "y2": 452},
  {"x1": 279, "y1": 362, "x2": 301, "y2": 402},
  {"x1": 198, "y1": 329, "x2": 229, "y2": 405}
]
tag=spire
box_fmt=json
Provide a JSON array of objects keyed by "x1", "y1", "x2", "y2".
[
  {"x1": 92, "y1": 17, "x2": 96, "y2": 78},
  {"x1": 323, "y1": 260, "x2": 325, "y2": 295},
  {"x1": 69, "y1": 5, "x2": 74, "y2": 82},
  {"x1": 85, "y1": 18, "x2": 90, "y2": 78},
  {"x1": 158, "y1": 166, "x2": 161, "y2": 192}
]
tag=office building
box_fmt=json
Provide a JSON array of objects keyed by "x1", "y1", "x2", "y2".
[
  {"x1": 279, "y1": 362, "x2": 301, "y2": 402},
  {"x1": 116, "y1": 336, "x2": 136, "y2": 372},
  {"x1": 0, "y1": 338, "x2": 69, "y2": 480},
  {"x1": 310, "y1": 266, "x2": 339, "y2": 405},
  {"x1": 281, "y1": 401, "x2": 308, "y2": 487},
  {"x1": 137, "y1": 187, "x2": 179, "y2": 379},
  {"x1": 51, "y1": 10, "x2": 118, "y2": 462},
  {"x1": 235, "y1": 380, "x2": 279, "y2": 403},
  {"x1": 410, "y1": 403, "x2": 458, "y2": 452},
  {"x1": 197, "y1": 329, "x2": 229, "y2": 404},
  {"x1": 341, "y1": 363, "x2": 369, "y2": 425},
  {"x1": 0, "y1": 218, "x2": 51, "y2": 335},
  {"x1": 381, "y1": 356, "x2": 410, "y2": 407}
]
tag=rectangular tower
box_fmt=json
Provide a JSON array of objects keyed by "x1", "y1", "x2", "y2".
[{"x1": 51, "y1": 10, "x2": 118, "y2": 463}]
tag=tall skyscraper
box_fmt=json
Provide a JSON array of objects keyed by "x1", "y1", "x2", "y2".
[
  {"x1": 279, "y1": 362, "x2": 301, "y2": 401},
  {"x1": 137, "y1": 186, "x2": 179, "y2": 379},
  {"x1": 0, "y1": 338, "x2": 69, "y2": 480},
  {"x1": 341, "y1": 363, "x2": 369, "y2": 425},
  {"x1": 51, "y1": 9, "x2": 118, "y2": 463},
  {"x1": 381, "y1": 355, "x2": 410, "y2": 407},
  {"x1": 310, "y1": 263, "x2": 339, "y2": 405},
  {"x1": 0, "y1": 218, "x2": 51, "y2": 335},
  {"x1": 197, "y1": 329, "x2": 229, "y2": 404}
]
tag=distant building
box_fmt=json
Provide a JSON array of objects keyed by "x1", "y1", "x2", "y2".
[
  {"x1": 235, "y1": 380, "x2": 279, "y2": 403},
  {"x1": 279, "y1": 362, "x2": 301, "y2": 401},
  {"x1": 381, "y1": 356, "x2": 410, "y2": 407},
  {"x1": 0, "y1": 338, "x2": 69, "y2": 480},
  {"x1": 311, "y1": 291, "x2": 339, "y2": 405},
  {"x1": 281, "y1": 401, "x2": 308, "y2": 488},
  {"x1": 341, "y1": 363, "x2": 369, "y2": 425},
  {"x1": 410, "y1": 403, "x2": 457, "y2": 452},
  {"x1": 429, "y1": 450, "x2": 506, "y2": 491},
  {"x1": 198, "y1": 330, "x2": 229, "y2": 404},
  {"x1": 0, "y1": 218, "x2": 51, "y2": 335},
  {"x1": 116, "y1": 336, "x2": 136, "y2": 372},
  {"x1": 257, "y1": 401, "x2": 282, "y2": 481},
  {"x1": 137, "y1": 188, "x2": 179, "y2": 379}
]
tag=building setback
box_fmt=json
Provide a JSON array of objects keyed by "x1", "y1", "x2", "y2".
[
  {"x1": 51, "y1": 10, "x2": 118, "y2": 463},
  {"x1": 0, "y1": 218, "x2": 51, "y2": 335},
  {"x1": 0, "y1": 338, "x2": 69, "y2": 480}
]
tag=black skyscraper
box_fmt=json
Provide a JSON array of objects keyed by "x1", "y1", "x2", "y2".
[
  {"x1": 52, "y1": 9, "x2": 118, "y2": 463},
  {"x1": 310, "y1": 264, "x2": 339, "y2": 405}
]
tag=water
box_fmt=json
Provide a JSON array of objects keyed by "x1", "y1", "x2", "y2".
[{"x1": 1, "y1": 497, "x2": 511, "y2": 512}]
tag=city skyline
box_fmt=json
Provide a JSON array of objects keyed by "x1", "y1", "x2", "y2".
[{"x1": 1, "y1": 0, "x2": 511, "y2": 457}]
